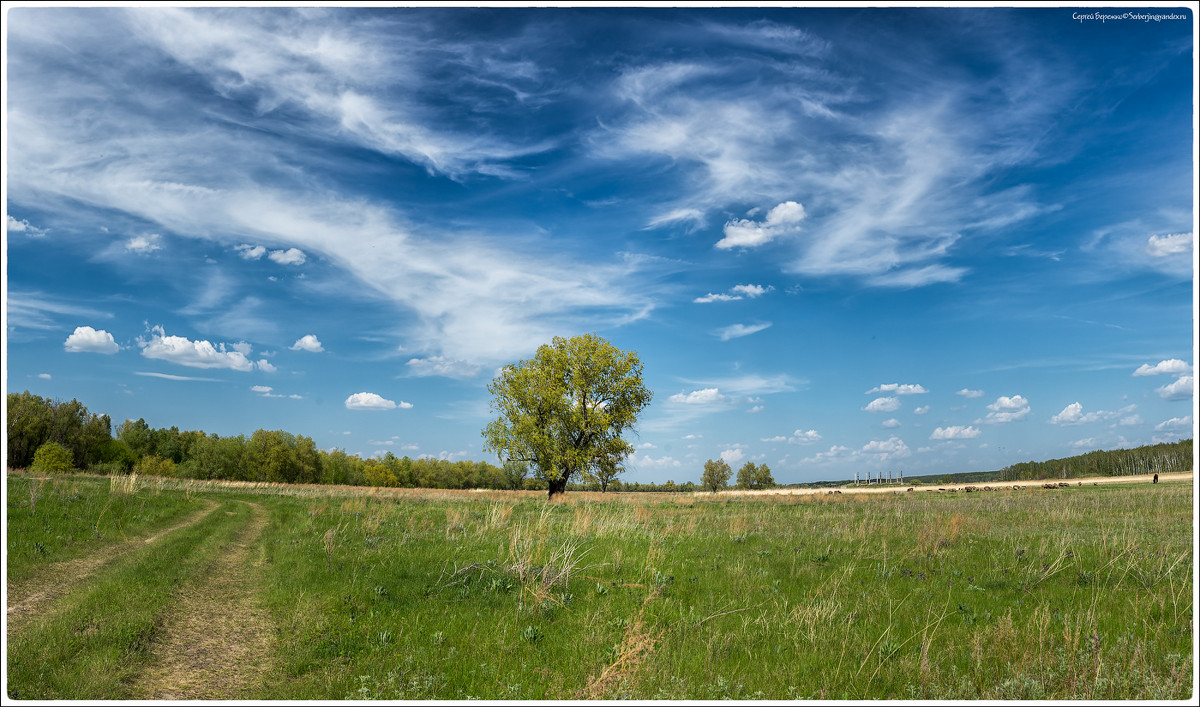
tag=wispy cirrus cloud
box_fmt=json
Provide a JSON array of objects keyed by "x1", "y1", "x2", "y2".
[
  {"x1": 694, "y1": 283, "x2": 773, "y2": 304},
  {"x1": 6, "y1": 9, "x2": 659, "y2": 370},
  {"x1": 134, "y1": 370, "x2": 223, "y2": 382},
  {"x1": 866, "y1": 383, "x2": 927, "y2": 395},
  {"x1": 668, "y1": 388, "x2": 725, "y2": 405},
  {"x1": 715, "y1": 322, "x2": 771, "y2": 341}
]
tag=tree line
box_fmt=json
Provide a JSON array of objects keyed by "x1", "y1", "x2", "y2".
[
  {"x1": 996, "y1": 439, "x2": 1193, "y2": 482},
  {"x1": 5, "y1": 391, "x2": 706, "y2": 492}
]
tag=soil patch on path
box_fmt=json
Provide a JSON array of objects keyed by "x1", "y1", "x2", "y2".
[
  {"x1": 132, "y1": 500, "x2": 275, "y2": 700},
  {"x1": 6, "y1": 498, "x2": 220, "y2": 632}
]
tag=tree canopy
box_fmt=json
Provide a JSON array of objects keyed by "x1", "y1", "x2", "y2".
[
  {"x1": 736, "y1": 461, "x2": 775, "y2": 490},
  {"x1": 701, "y1": 458, "x2": 732, "y2": 492},
  {"x1": 482, "y1": 334, "x2": 652, "y2": 498}
]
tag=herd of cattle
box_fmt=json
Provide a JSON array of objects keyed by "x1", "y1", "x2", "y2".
[{"x1": 825, "y1": 481, "x2": 1104, "y2": 495}]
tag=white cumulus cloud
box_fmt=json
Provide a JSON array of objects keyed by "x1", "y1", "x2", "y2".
[
  {"x1": 1133, "y1": 359, "x2": 1192, "y2": 376},
  {"x1": 63, "y1": 326, "x2": 119, "y2": 354},
  {"x1": 957, "y1": 388, "x2": 984, "y2": 398},
  {"x1": 864, "y1": 396, "x2": 901, "y2": 413},
  {"x1": 930, "y1": 425, "x2": 980, "y2": 440},
  {"x1": 861, "y1": 436, "x2": 911, "y2": 461},
  {"x1": 1049, "y1": 402, "x2": 1086, "y2": 425},
  {"x1": 632, "y1": 454, "x2": 682, "y2": 469},
  {"x1": 1157, "y1": 375, "x2": 1193, "y2": 401},
  {"x1": 235, "y1": 244, "x2": 267, "y2": 260},
  {"x1": 1145, "y1": 232, "x2": 1192, "y2": 257},
  {"x1": 694, "y1": 292, "x2": 739, "y2": 303},
  {"x1": 125, "y1": 234, "x2": 162, "y2": 254},
  {"x1": 720, "y1": 448, "x2": 745, "y2": 464},
  {"x1": 345, "y1": 392, "x2": 402, "y2": 410},
  {"x1": 7, "y1": 215, "x2": 46, "y2": 237},
  {"x1": 290, "y1": 334, "x2": 324, "y2": 353},
  {"x1": 268, "y1": 247, "x2": 307, "y2": 265},
  {"x1": 716, "y1": 201, "x2": 806, "y2": 249},
  {"x1": 980, "y1": 395, "x2": 1030, "y2": 423},
  {"x1": 731, "y1": 283, "x2": 773, "y2": 298},
  {"x1": 1154, "y1": 416, "x2": 1193, "y2": 432},
  {"x1": 139, "y1": 326, "x2": 253, "y2": 370}
]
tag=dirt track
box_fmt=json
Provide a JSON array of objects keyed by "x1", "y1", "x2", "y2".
[
  {"x1": 132, "y1": 500, "x2": 275, "y2": 700},
  {"x1": 6, "y1": 498, "x2": 219, "y2": 632}
]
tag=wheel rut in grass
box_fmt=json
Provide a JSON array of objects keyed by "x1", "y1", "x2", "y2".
[
  {"x1": 132, "y1": 500, "x2": 275, "y2": 700},
  {"x1": 6, "y1": 498, "x2": 220, "y2": 632}
]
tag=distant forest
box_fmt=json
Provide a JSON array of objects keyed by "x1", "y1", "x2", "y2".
[
  {"x1": 5, "y1": 391, "x2": 693, "y2": 492},
  {"x1": 6, "y1": 391, "x2": 1193, "y2": 491}
]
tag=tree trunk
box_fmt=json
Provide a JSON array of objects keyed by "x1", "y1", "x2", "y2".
[{"x1": 548, "y1": 474, "x2": 569, "y2": 499}]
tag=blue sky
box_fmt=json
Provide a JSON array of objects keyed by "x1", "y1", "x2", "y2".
[{"x1": 4, "y1": 5, "x2": 1195, "y2": 484}]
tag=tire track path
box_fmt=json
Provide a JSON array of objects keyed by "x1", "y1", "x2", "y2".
[
  {"x1": 6, "y1": 498, "x2": 220, "y2": 632},
  {"x1": 132, "y1": 500, "x2": 275, "y2": 700}
]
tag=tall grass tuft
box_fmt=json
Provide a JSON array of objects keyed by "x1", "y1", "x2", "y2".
[{"x1": 109, "y1": 472, "x2": 140, "y2": 497}]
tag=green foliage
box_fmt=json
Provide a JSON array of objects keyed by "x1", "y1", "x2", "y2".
[
  {"x1": 483, "y1": 334, "x2": 652, "y2": 497},
  {"x1": 501, "y1": 460, "x2": 529, "y2": 490},
  {"x1": 735, "y1": 462, "x2": 775, "y2": 490},
  {"x1": 31, "y1": 441, "x2": 75, "y2": 473},
  {"x1": 702, "y1": 458, "x2": 732, "y2": 492},
  {"x1": 95, "y1": 438, "x2": 139, "y2": 471},
  {"x1": 363, "y1": 461, "x2": 400, "y2": 488},
  {"x1": 134, "y1": 454, "x2": 176, "y2": 477},
  {"x1": 582, "y1": 452, "x2": 625, "y2": 492},
  {"x1": 997, "y1": 440, "x2": 1192, "y2": 481},
  {"x1": 247, "y1": 429, "x2": 321, "y2": 484},
  {"x1": 7, "y1": 391, "x2": 112, "y2": 469}
]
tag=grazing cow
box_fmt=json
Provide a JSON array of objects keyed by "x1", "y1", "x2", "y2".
[
  {"x1": 1013, "y1": 485, "x2": 1020, "y2": 491},
  {"x1": 906, "y1": 488, "x2": 914, "y2": 493}
]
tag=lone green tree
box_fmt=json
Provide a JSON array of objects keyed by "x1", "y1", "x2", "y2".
[
  {"x1": 701, "y1": 458, "x2": 732, "y2": 492},
  {"x1": 583, "y1": 451, "x2": 625, "y2": 493},
  {"x1": 483, "y1": 334, "x2": 652, "y2": 499}
]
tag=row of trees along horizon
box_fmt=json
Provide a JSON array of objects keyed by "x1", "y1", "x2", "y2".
[{"x1": 6, "y1": 390, "x2": 1193, "y2": 492}]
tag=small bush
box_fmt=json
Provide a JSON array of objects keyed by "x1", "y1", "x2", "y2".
[
  {"x1": 134, "y1": 454, "x2": 176, "y2": 477},
  {"x1": 31, "y1": 441, "x2": 75, "y2": 473}
]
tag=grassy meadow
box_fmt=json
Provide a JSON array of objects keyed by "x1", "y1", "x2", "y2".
[{"x1": 5, "y1": 471, "x2": 1195, "y2": 700}]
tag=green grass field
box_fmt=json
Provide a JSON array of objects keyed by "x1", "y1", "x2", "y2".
[{"x1": 5, "y1": 471, "x2": 1194, "y2": 700}]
